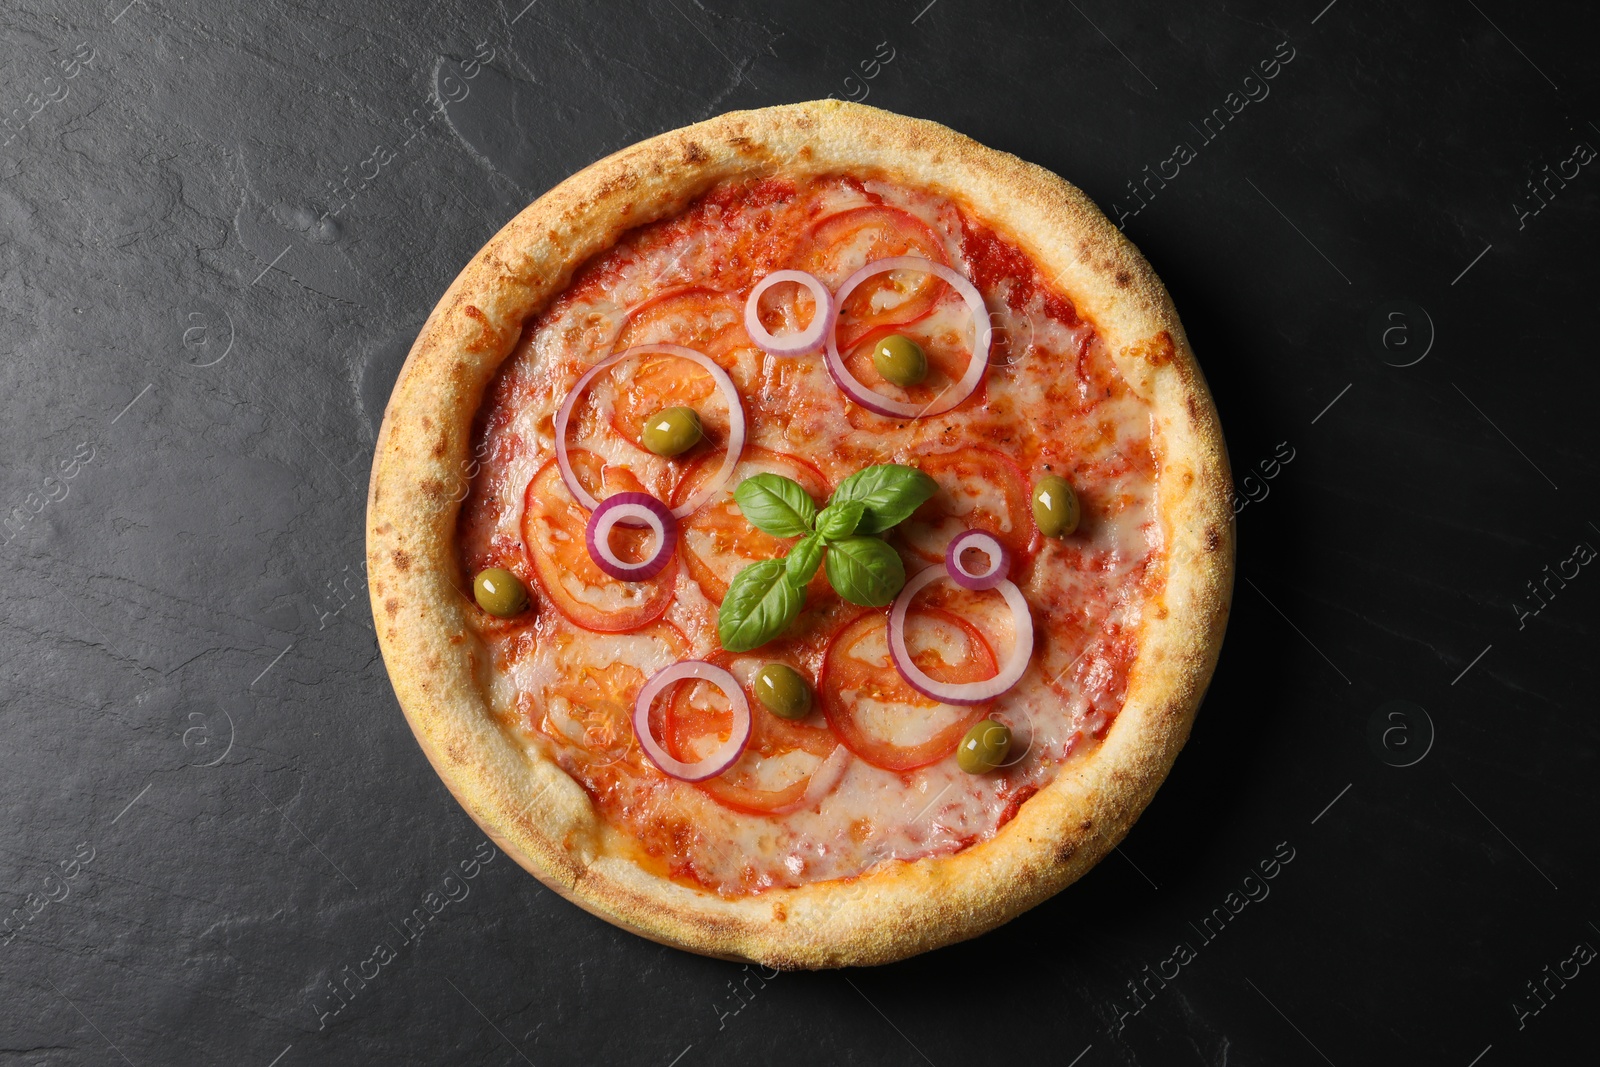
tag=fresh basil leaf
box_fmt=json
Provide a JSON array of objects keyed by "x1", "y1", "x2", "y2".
[
  {"x1": 823, "y1": 536, "x2": 906, "y2": 607},
  {"x1": 829, "y1": 464, "x2": 939, "y2": 534},
  {"x1": 718, "y1": 559, "x2": 804, "y2": 652},
  {"x1": 733, "y1": 473, "x2": 816, "y2": 539},
  {"x1": 785, "y1": 534, "x2": 825, "y2": 587},
  {"x1": 815, "y1": 500, "x2": 866, "y2": 541}
]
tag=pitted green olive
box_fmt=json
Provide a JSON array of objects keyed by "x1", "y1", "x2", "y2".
[
  {"x1": 474, "y1": 568, "x2": 529, "y2": 618},
  {"x1": 1032, "y1": 474, "x2": 1080, "y2": 537},
  {"x1": 872, "y1": 334, "x2": 928, "y2": 387},
  {"x1": 753, "y1": 663, "x2": 811, "y2": 720},
  {"x1": 641, "y1": 406, "x2": 703, "y2": 457},
  {"x1": 956, "y1": 718, "x2": 1012, "y2": 774}
]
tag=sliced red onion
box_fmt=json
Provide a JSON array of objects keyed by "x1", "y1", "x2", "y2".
[
  {"x1": 552, "y1": 343, "x2": 747, "y2": 519},
  {"x1": 798, "y1": 744, "x2": 850, "y2": 808},
  {"x1": 633, "y1": 660, "x2": 751, "y2": 782},
  {"x1": 585, "y1": 492, "x2": 678, "y2": 581},
  {"x1": 769, "y1": 744, "x2": 851, "y2": 815},
  {"x1": 946, "y1": 529, "x2": 1011, "y2": 591},
  {"x1": 887, "y1": 564, "x2": 1034, "y2": 706},
  {"x1": 824, "y1": 256, "x2": 993, "y2": 419},
  {"x1": 744, "y1": 270, "x2": 835, "y2": 355}
]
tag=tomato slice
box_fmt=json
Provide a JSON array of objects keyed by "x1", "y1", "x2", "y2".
[
  {"x1": 821, "y1": 609, "x2": 995, "y2": 771},
  {"x1": 899, "y1": 446, "x2": 1039, "y2": 566},
  {"x1": 670, "y1": 447, "x2": 832, "y2": 604},
  {"x1": 835, "y1": 319, "x2": 981, "y2": 416},
  {"x1": 539, "y1": 623, "x2": 688, "y2": 777},
  {"x1": 666, "y1": 650, "x2": 845, "y2": 815},
  {"x1": 799, "y1": 205, "x2": 951, "y2": 349},
  {"x1": 521, "y1": 451, "x2": 679, "y2": 633},
  {"x1": 612, "y1": 287, "x2": 741, "y2": 356},
  {"x1": 590, "y1": 347, "x2": 732, "y2": 458}
]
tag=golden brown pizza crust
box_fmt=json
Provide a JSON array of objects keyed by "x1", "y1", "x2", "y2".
[{"x1": 367, "y1": 100, "x2": 1234, "y2": 968}]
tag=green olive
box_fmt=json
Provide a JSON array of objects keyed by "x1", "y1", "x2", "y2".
[
  {"x1": 473, "y1": 567, "x2": 529, "y2": 618},
  {"x1": 753, "y1": 663, "x2": 811, "y2": 720},
  {"x1": 1032, "y1": 474, "x2": 1080, "y2": 537},
  {"x1": 956, "y1": 718, "x2": 1012, "y2": 774},
  {"x1": 872, "y1": 334, "x2": 928, "y2": 387},
  {"x1": 641, "y1": 406, "x2": 703, "y2": 457}
]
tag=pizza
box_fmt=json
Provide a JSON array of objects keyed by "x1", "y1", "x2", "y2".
[{"x1": 367, "y1": 101, "x2": 1233, "y2": 967}]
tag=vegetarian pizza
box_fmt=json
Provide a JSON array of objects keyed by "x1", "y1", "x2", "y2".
[{"x1": 367, "y1": 101, "x2": 1232, "y2": 967}]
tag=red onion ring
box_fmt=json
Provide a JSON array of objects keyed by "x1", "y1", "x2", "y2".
[
  {"x1": 743, "y1": 270, "x2": 835, "y2": 355},
  {"x1": 633, "y1": 660, "x2": 751, "y2": 782},
  {"x1": 946, "y1": 529, "x2": 1011, "y2": 591},
  {"x1": 552, "y1": 343, "x2": 747, "y2": 520},
  {"x1": 824, "y1": 256, "x2": 992, "y2": 419},
  {"x1": 585, "y1": 492, "x2": 678, "y2": 581},
  {"x1": 887, "y1": 564, "x2": 1034, "y2": 706},
  {"x1": 770, "y1": 744, "x2": 851, "y2": 815}
]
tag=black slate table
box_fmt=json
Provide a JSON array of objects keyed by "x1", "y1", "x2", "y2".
[{"x1": 3, "y1": 1, "x2": 1596, "y2": 1064}]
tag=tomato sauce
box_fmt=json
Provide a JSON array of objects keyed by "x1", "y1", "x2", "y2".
[{"x1": 454, "y1": 174, "x2": 1162, "y2": 895}]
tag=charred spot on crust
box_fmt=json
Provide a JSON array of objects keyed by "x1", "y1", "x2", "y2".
[
  {"x1": 446, "y1": 742, "x2": 466, "y2": 765},
  {"x1": 421, "y1": 478, "x2": 447, "y2": 502},
  {"x1": 1205, "y1": 525, "x2": 1222, "y2": 552},
  {"x1": 1114, "y1": 269, "x2": 1132, "y2": 287},
  {"x1": 392, "y1": 549, "x2": 412, "y2": 571},
  {"x1": 597, "y1": 171, "x2": 642, "y2": 199},
  {"x1": 462, "y1": 305, "x2": 501, "y2": 352},
  {"x1": 1131, "y1": 329, "x2": 1176, "y2": 367},
  {"x1": 384, "y1": 597, "x2": 400, "y2": 618},
  {"x1": 683, "y1": 141, "x2": 709, "y2": 165},
  {"x1": 1186, "y1": 394, "x2": 1200, "y2": 420}
]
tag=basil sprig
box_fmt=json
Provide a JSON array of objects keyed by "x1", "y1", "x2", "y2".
[{"x1": 716, "y1": 464, "x2": 937, "y2": 652}]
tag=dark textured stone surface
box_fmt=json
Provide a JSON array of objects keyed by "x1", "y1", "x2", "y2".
[{"x1": 1, "y1": 0, "x2": 1596, "y2": 1063}]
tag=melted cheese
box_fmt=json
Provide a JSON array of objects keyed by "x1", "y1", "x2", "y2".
[{"x1": 459, "y1": 175, "x2": 1161, "y2": 895}]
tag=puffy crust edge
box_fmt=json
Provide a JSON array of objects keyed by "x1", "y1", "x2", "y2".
[{"x1": 366, "y1": 100, "x2": 1234, "y2": 968}]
